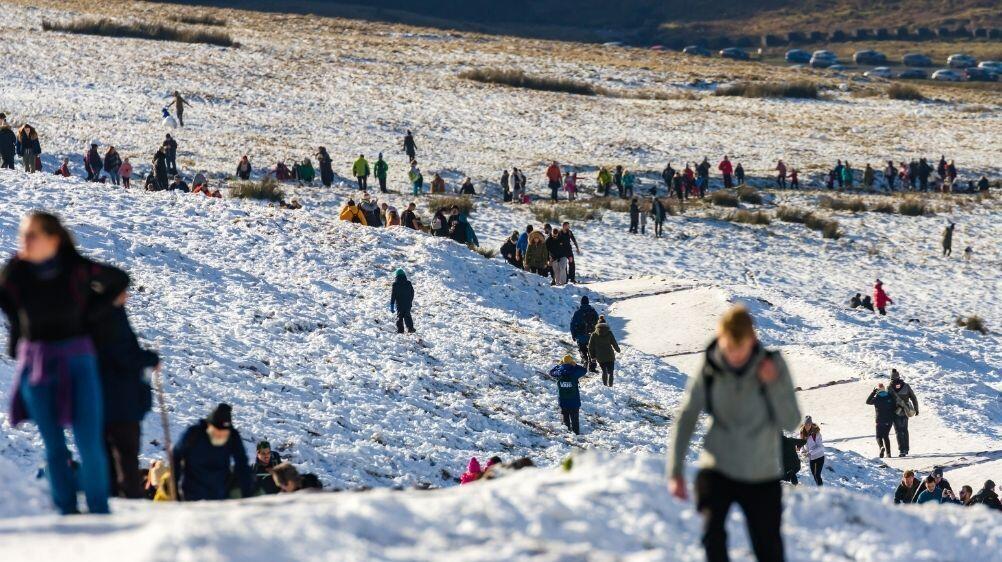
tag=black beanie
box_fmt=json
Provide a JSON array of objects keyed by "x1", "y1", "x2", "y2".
[
  {"x1": 208, "y1": 403, "x2": 233, "y2": 429},
  {"x1": 581, "y1": 296, "x2": 589, "y2": 305}
]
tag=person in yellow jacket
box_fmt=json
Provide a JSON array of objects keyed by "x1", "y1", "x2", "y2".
[
  {"x1": 597, "y1": 167, "x2": 612, "y2": 197},
  {"x1": 352, "y1": 154, "x2": 370, "y2": 191},
  {"x1": 340, "y1": 199, "x2": 368, "y2": 225}
]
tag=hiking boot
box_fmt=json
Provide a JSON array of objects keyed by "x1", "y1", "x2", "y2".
[
  {"x1": 899, "y1": 452, "x2": 908, "y2": 457},
  {"x1": 879, "y1": 448, "x2": 885, "y2": 458}
]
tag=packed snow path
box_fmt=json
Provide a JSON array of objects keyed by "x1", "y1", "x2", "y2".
[{"x1": 597, "y1": 275, "x2": 1002, "y2": 488}]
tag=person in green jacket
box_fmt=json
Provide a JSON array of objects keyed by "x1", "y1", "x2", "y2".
[
  {"x1": 522, "y1": 230, "x2": 549, "y2": 277},
  {"x1": 297, "y1": 158, "x2": 315, "y2": 185},
  {"x1": 842, "y1": 161, "x2": 853, "y2": 189},
  {"x1": 374, "y1": 153, "x2": 389, "y2": 193},
  {"x1": 668, "y1": 305, "x2": 800, "y2": 562},
  {"x1": 588, "y1": 317, "x2": 621, "y2": 387},
  {"x1": 597, "y1": 167, "x2": 612, "y2": 197},
  {"x1": 352, "y1": 154, "x2": 370, "y2": 191}
]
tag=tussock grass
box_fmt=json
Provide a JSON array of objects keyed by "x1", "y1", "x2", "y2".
[
  {"x1": 888, "y1": 83, "x2": 925, "y2": 101},
  {"x1": 776, "y1": 206, "x2": 810, "y2": 223},
  {"x1": 897, "y1": 198, "x2": 932, "y2": 216},
  {"x1": 714, "y1": 81, "x2": 818, "y2": 99},
  {"x1": 230, "y1": 178, "x2": 285, "y2": 202},
  {"x1": 776, "y1": 206, "x2": 841, "y2": 238},
  {"x1": 709, "y1": 190, "x2": 740, "y2": 207},
  {"x1": 724, "y1": 210, "x2": 771, "y2": 225},
  {"x1": 956, "y1": 315, "x2": 988, "y2": 334},
  {"x1": 470, "y1": 245, "x2": 497, "y2": 259},
  {"x1": 589, "y1": 198, "x2": 633, "y2": 213},
  {"x1": 168, "y1": 14, "x2": 228, "y2": 27},
  {"x1": 736, "y1": 186, "x2": 763, "y2": 205},
  {"x1": 459, "y1": 69, "x2": 600, "y2": 96},
  {"x1": 820, "y1": 195, "x2": 868, "y2": 212},
  {"x1": 530, "y1": 202, "x2": 602, "y2": 223},
  {"x1": 42, "y1": 18, "x2": 235, "y2": 47},
  {"x1": 426, "y1": 195, "x2": 476, "y2": 215},
  {"x1": 871, "y1": 201, "x2": 896, "y2": 213}
]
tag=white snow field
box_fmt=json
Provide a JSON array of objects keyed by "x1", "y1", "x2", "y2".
[{"x1": 0, "y1": 0, "x2": 1000, "y2": 559}]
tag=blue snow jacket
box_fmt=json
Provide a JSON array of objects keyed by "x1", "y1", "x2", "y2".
[
  {"x1": 516, "y1": 232, "x2": 529, "y2": 256},
  {"x1": 550, "y1": 363, "x2": 587, "y2": 409}
]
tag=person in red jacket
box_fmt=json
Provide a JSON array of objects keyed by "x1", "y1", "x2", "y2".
[
  {"x1": 874, "y1": 280, "x2": 893, "y2": 315},
  {"x1": 718, "y1": 156, "x2": 734, "y2": 188},
  {"x1": 546, "y1": 162, "x2": 562, "y2": 202}
]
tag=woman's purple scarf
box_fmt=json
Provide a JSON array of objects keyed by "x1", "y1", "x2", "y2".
[{"x1": 9, "y1": 337, "x2": 94, "y2": 427}]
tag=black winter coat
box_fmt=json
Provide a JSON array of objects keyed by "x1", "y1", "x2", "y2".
[
  {"x1": 0, "y1": 127, "x2": 15, "y2": 158},
  {"x1": 251, "y1": 451, "x2": 282, "y2": 495},
  {"x1": 172, "y1": 420, "x2": 253, "y2": 501},
  {"x1": 866, "y1": 389, "x2": 897, "y2": 424},
  {"x1": 545, "y1": 236, "x2": 564, "y2": 260},
  {"x1": 91, "y1": 306, "x2": 159, "y2": 423},
  {"x1": 391, "y1": 278, "x2": 414, "y2": 313},
  {"x1": 500, "y1": 239, "x2": 518, "y2": 266},
  {"x1": 0, "y1": 252, "x2": 129, "y2": 358},
  {"x1": 782, "y1": 436, "x2": 806, "y2": 474}
]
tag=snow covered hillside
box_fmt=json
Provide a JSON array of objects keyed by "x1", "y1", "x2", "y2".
[{"x1": 0, "y1": 0, "x2": 1000, "y2": 559}]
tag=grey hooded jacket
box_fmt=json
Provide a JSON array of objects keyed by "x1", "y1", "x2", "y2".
[{"x1": 668, "y1": 339, "x2": 801, "y2": 483}]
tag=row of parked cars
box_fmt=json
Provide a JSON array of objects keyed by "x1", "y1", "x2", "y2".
[{"x1": 784, "y1": 49, "x2": 1000, "y2": 81}]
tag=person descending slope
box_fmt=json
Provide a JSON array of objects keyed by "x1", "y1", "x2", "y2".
[
  {"x1": 588, "y1": 316, "x2": 621, "y2": 387},
  {"x1": 569, "y1": 296, "x2": 599, "y2": 372},
  {"x1": 390, "y1": 269, "x2": 415, "y2": 334},
  {"x1": 800, "y1": 416, "x2": 825, "y2": 486},
  {"x1": 668, "y1": 306, "x2": 801, "y2": 562},
  {"x1": 0, "y1": 113, "x2": 15, "y2": 169},
  {"x1": 172, "y1": 403, "x2": 254, "y2": 501},
  {"x1": 403, "y1": 130, "x2": 417, "y2": 162},
  {"x1": 0, "y1": 212, "x2": 130, "y2": 515},
  {"x1": 866, "y1": 383, "x2": 896, "y2": 458},
  {"x1": 549, "y1": 355, "x2": 587, "y2": 435},
  {"x1": 873, "y1": 279, "x2": 893, "y2": 316},
  {"x1": 888, "y1": 369, "x2": 918, "y2": 457},
  {"x1": 91, "y1": 291, "x2": 160, "y2": 499}
]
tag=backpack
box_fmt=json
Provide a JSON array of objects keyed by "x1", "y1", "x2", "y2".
[{"x1": 703, "y1": 351, "x2": 778, "y2": 427}]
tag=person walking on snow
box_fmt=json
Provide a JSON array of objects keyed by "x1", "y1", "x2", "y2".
[
  {"x1": 873, "y1": 279, "x2": 893, "y2": 315},
  {"x1": 866, "y1": 383, "x2": 896, "y2": 458},
  {"x1": 652, "y1": 197, "x2": 667, "y2": 238},
  {"x1": 353, "y1": 154, "x2": 370, "y2": 191},
  {"x1": 316, "y1": 147, "x2": 334, "y2": 187},
  {"x1": 168, "y1": 91, "x2": 189, "y2": 127},
  {"x1": 800, "y1": 416, "x2": 825, "y2": 485},
  {"x1": 588, "y1": 316, "x2": 621, "y2": 387},
  {"x1": 559, "y1": 222, "x2": 580, "y2": 283},
  {"x1": 546, "y1": 161, "x2": 562, "y2": 202},
  {"x1": 374, "y1": 153, "x2": 389, "y2": 193},
  {"x1": 775, "y1": 160, "x2": 787, "y2": 188},
  {"x1": 668, "y1": 306, "x2": 801, "y2": 562},
  {"x1": 889, "y1": 369, "x2": 918, "y2": 457},
  {"x1": 104, "y1": 146, "x2": 122, "y2": 186},
  {"x1": 403, "y1": 130, "x2": 417, "y2": 162},
  {"x1": 390, "y1": 269, "x2": 415, "y2": 334},
  {"x1": 85, "y1": 141, "x2": 103, "y2": 182},
  {"x1": 719, "y1": 156, "x2": 734, "y2": 189},
  {"x1": 942, "y1": 222, "x2": 955, "y2": 257},
  {"x1": 546, "y1": 229, "x2": 568, "y2": 285},
  {"x1": 0, "y1": 212, "x2": 129, "y2": 515},
  {"x1": 163, "y1": 134, "x2": 178, "y2": 175},
  {"x1": 0, "y1": 114, "x2": 15, "y2": 170},
  {"x1": 734, "y1": 163, "x2": 745, "y2": 186},
  {"x1": 570, "y1": 296, "x2": 599, "y2": 372},
  {"x1": 628, "y1": 198, "x2": 640, "y2": 234},
  {"x1": 549, "y1": 355, "x2": 587, "y2": 435},
  {"x1": 172, "y1": 403, "x2": 254, "y2": 501}
]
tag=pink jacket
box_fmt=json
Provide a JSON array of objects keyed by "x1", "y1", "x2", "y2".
[
  {"x1": 119, "y1": 162, "x2": 133, "y2": 178},
  {"x1": 459, "y1": 457, "x2": 483, "y2": 485}
]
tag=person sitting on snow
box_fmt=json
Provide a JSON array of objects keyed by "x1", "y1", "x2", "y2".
[
  {"x1": 168, "y1": 175, "x2": 189, "y2": 192},
  {"x1": 849, "y1": 293, "x2": 862, "y2": 308},
  {"x1": 460, "y1": 457, "x2": 484, "y2": 484},
  {"x1": 339, "y1": 200, "x2": 368, "y2": 225},
  {"x1": 271, "y1": 462, "x2": 322, "y2": 493}
]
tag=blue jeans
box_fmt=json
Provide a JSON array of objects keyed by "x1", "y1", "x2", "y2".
[{"x1": 19, "y1": 355, "x2": 110, "y2": 514}]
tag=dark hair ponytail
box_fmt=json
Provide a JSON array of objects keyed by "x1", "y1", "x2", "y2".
[{"x1": 27, "y1": 211, "x2": 80, "y2": 259}]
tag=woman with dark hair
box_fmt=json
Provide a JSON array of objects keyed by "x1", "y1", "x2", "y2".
[{"x1": 0, "y1": 212, "x2": 129, "y2": 514}]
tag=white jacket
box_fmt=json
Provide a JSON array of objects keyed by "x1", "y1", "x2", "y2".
[{"x1": 806, "y1": 433, "x2": 825, "y2": 460}]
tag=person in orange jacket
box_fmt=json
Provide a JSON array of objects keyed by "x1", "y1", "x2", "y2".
[
  {"x1": 339, "y1": 200, "x2": 368, "y2": 225},
  {"x1": 546, "y1": 161, "x2": 562, "y2": 202}
]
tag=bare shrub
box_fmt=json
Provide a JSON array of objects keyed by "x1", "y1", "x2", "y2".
[
  {"x1": 469, "y1": 245, "x2": 497, "y2": 259},
  {"x1": 725, "y1": 210, "x2": 771, "y2": 225},
  {"x1": 714, "y1": 81, "x2": 818, "y2": 99},
  {"x1": 590, "y1": 198, "x2": 633, "y2": 213},
  {"x1": 531, "y1": 202, "x2": 602, "y2": 223},
  {"x1": 230, "y1": 178, "x2": 284, "y2": 202},
  {"x1": 709, "y1": 190, "x2": 739, "y2": 207},
  {"x1": 871, "y1": 201, "x2": 895, "y2": 213},
  {"x1": 736, "y1": 186, "x2": 763, "y2": 205},
  {"x1": 459, "y1": 69, "x2": 600, "y2": 96},
  {"x1": 888, "y1": 84, "x2": 924, "y2": 101},
  {"x1": 168, "y1": 14, "x2": 227, "y2": 26},
  {"x1": 897, "y1": 198, "x2": 932, "y2": 216},
  {"x1": 776, "y1": 206, "x2": 810, "y2": 223},
  {"x1": 956, "y1": 315, "x2": 988, "y2": 334},
  {"x1": 43, "y1": 18, "x2": 235, "y2": 47},
  {"x1": 819, "y1": 196, "x2": 867, "y2": 212}
]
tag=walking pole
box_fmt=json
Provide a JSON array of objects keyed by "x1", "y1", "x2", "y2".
[{"x1": 153, "y1": 365, "x2": 177, "y2": 501}]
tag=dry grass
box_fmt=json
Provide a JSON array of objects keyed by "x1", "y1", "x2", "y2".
[
  {"x1": 714, "y1": 81, "x2": 818, "y2": 99},
  {"x1": 469, "y1": 245, "x2": 497, "y2": 259},
  {"x1": 724, "y1": 210, "x2": 771, "y2": 225},
  {"x1": 230, "y1": 178, "x2": 285, "y2": 202},
  {"x1": 736, "y1": 185, "x2": 763, "y2": 205},
  {"x1": 42, "y1": 17, "x2": 236, "y2": 47},
  {"x1": 776, "y1": 206, "x2": 841, "y2": 238},
  {"x1": 168, "y1": 14, "x2": 228, "y2": 27},
  {"x1": 459, "y1": 68, "x2": 601, "y2": 96},
  {"x1": 776, "y1": 206, "x2": 810, "y2": 223},
  {"x1": 530, "y1": 202, "x2": 602, "y2": 223},
  {"x1": 956, "y1": 315, "x2": 988, "y2": 334},
  {"x1": 589, "y1": 198, "x2": 633, "y2": 213},
  {"x1": 819, "y1": 195, "x2": 867, "y2": 212},
  {"x1": 897, "y1": 198, "x2": 933, "y2": 216},
  {"x1": 871, "y1": 200, "x2": 896, "y2": 213},
  {"x1": 888, "y1": 84, "x2": 925, "y2": 101},
  {"x1": 426, "y1": 195, "x2": 476, "y2": 214},
  {"x1": 709, "y1": 190, "x2": 740, "y2": 207}
]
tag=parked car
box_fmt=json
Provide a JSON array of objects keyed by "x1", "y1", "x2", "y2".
[
  {"x1": 897, "y1": 69, "x2": 928, "y2": 80},
  {"x1": 864, "y1": 67, "x2": 893, "y2": 79},
  {"x1": 977, "y1": 61, "x2": 1002, "y2": 74},
  {"x1": 719, "y1": 47, "x2": 750, "y2": 61},
  {"x1": 853, "y1": 50, "x2": 887, "y2": 65},
  {"x1": 947, "y1": 54, "x2": 977, "y2": 68},
  {"x1": 810, "y1": 50, "x2": 839, "y2": 68},
  {"x1": 785, "y1": 49, "x2": 812, "y2": 64},
  {"x1": 964, "y1": 67, "x2": 998, "y2": 82},
  {"x1": 901, "y1": 53, "x2": 933, "y2": 67},
  {"x1": 932, "y1": 69, "x2": 964, "y2": 81},
  {"x1": 683, "y1": 45, "x2": 711, "y2": 57}
]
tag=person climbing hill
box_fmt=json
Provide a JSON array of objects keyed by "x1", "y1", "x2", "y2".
[
  {"x1": 889, "y1": 369, "x2": 918, "y2": 457},
  {"x1": 873, "y1": 280, "x2": 893, "y2": 315},
  {"x1": 588, "y1": 316, "x2": 621, "y2": 387},
  {"x1": 570, "y1": 296, "x2": 599, "y2": 372},
  {"x1": 548, "y1": 355, "x2": 587, "y2": 435},
  {"x1": 172, "y1": 403, "x2": 254, "y2": 501},
  {"x1": 866, "y1": 383, "x2": 896, "y2": 458},
  {"x1": 800, "y1": 416, "x2": 825, "y2": 486}
]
